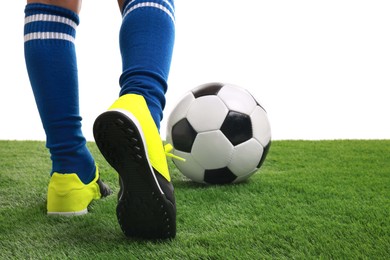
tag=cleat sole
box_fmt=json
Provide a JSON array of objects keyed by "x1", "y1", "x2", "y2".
[{"x1": 93, "y1": 110, "x2": 176, "y2": 239}]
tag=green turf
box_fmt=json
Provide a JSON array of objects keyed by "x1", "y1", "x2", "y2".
[{"x1": 0, "y1": 140, "x2": 389, "y2": 259}]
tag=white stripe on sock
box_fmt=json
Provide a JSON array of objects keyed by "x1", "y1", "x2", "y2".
[
  {"x1": 25, "y1": 14, "x2": 78, "y2": 30},
  {"x1": 123, "y1": 2, "x2": 175, "y2": 24},
  {"x1": 162, "y1": 0, "x2": 174, "y2": 13},
  {"x1": 24, "y1": 32, "x2": 75, "y2": 43}
]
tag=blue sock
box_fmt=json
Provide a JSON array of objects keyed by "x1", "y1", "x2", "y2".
[
  {"x1": 24, "y1": 4, "x2": 95, "y2": 184},
  {"x1": 119, "y1": 0, "x2": 175, "y2": 129}
]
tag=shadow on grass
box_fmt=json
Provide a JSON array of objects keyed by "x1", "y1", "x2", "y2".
[{"x1": 173, "y1": 177, "x2": 251, "y2": 190}]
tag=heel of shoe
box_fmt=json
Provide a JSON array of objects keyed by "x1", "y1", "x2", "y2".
[{"x1": 47, "y1": 173, "x2": 100, "y2": 216}]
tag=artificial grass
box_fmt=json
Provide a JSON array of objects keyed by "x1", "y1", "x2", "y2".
[{"x1": 0, "y1": 140, "x2": 389, "y2": 259}]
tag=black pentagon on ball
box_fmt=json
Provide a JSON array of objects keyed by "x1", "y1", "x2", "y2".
[
  {"x1": 220, "y1": 111, "x2": 252, "y2": 146},
  {"x1": 192, "y1": 82, "x2": 224, "y2": 98},
  {"x1": 172, "y1": 118, "x2": 197, "y2": 153},
  {"x1": 204, "y1": 167, "x2": 237, "y2": 184}
]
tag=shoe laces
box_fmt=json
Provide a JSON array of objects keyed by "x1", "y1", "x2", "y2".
[{"x1": 164, "y1": 143, "x2": 186, "y2": 162}]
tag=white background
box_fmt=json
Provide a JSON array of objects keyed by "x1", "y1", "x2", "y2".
[{"x1": 1, "y1": 0, "x2": 389, "y2": 141}]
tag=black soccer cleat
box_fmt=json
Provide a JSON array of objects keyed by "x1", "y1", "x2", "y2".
[{"x1": 93, "y1": 94, "x2": 176, "y2": 239}]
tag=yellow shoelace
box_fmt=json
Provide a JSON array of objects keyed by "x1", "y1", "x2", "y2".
[{"x1": 164, "y1": 143, "x2": 186, "y2": 162}]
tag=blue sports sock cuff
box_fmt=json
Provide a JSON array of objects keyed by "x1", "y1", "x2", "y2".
[
  {"x1": 122, "y1": 0, "x2": 175, "y2": 19},
  {"x1": 24, "y1": 3, "x2": 79, "y2": 43},
  {"x1": 25, "y1": 3, "x2": 79, "y2": 25}
]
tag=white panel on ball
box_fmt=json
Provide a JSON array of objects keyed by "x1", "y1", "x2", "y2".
[
  {"x1": 186, "y1": 96, "x2": 228, "y2": 132},
  {"x1": 191, "y1": 130, "x2": 234, "y2": 169},
  {"x1": 228, "y1": 138, "x2": 264, "y2": 177},
  {"x1": 218, "y1": 84, "x2": 257, "y2": 115},
  {"x1": 233, "y1": 171, "x2": 257, "y2": 183},
  {"x1": 251, "y1": 106, "x2": 271, "y2": 147},
  {"x1": 166, "y1": 92, "x2": 195, "y2": 132},
  {"x1": 172, "y1": 150, "x2": 205, "y2": 183}
]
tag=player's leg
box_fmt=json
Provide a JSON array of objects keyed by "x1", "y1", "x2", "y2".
[
  {"x1": 26, "y1": 0, "x2": 81, "y2": 13},
  {"x1": 93, "y1": 0, "x2": 176, "y2": 239},
  {"x1": 117, "y1": 0, "x2": 175, "y2": 129},
  {"x1": 24, "y1": 0, "x2": 111, "y2": 215}
]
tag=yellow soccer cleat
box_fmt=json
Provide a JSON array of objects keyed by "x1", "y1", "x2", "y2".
[
  {"x1": 47, "y1": 166, "x2": 112, "y2": 216},
  {"x1": 93, "y1": 94, "x2": 176, "y2": 239}
]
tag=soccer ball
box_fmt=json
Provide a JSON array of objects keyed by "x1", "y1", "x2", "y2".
[{"x1": 166, "y1": 82, "x2": 271, "y2": 184}]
